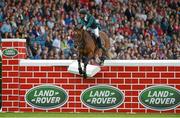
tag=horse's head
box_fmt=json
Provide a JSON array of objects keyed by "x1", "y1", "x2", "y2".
[{"x1": 73, "y1": 26, "x2": 83, "y2": 48}]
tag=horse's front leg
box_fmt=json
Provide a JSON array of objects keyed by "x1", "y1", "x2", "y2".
[
  {"x1": 78, "y1": 58, "x2": 83, "y2": 75},
  {"x1": 82, "y1": 56, "x2": 88, "y2": 78}
]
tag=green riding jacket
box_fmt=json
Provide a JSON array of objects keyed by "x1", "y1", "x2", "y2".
[{"x1": 79, "y1": 13, "x2": 101, "y2": 30}]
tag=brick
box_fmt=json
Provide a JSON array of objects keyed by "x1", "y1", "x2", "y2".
[
  {"x1": 13, "y1": 90, "x2": 19, "y2": 94},
  {"x1": 34, "y1": 109, "x2": 46, "y2": 112},
  {"x1": 75, "y1": 109, "x2": 88, "y2": 112},
  {"x1": 132, "y1": 109, "x2": 146, "y2": 113},
  {"x1": 176, "y1": 73, "x2": 180, "y2": 77},
  {"x1": 168, "y1": 66, "x2": 175, "y2": 71},
  {"x1": 104, "y1": 72, "x2": 117, "y2": 77},
  {"x1": 168, "y1": 79, "x2": 180, "y2": 84},
  {"x1": 27, "y1": 66, "x2": 39, "y2": 71},
  {"x1": 54, "y1": 66, "x2": 67, "y2": 71},
  {"x1": 2, "y1": 83, "x2": 8, "y2": 88},
  {"x1": 19, "y1": 67, "x2": 25, "y2": 71},
  {"x1": 2, "y1": 90, "x2": 12, "y2": 94},
  {"x1": 13, "y1": 77, "x2": 19, "y2": 82},
  {"x1": 69, "y1": 79, "x2": 81, "y2": 83},
  {"x1": 47, "y1": 79, "x2": 54, "y2": 83},
  {"x1": 104, "y1": 109, "x2": 117, "y2": 112},
  {"x1": 118, "y1": 109, "x2": 131, "y2": 112},
  {"x1": 20, "y1": 85, "x2": 33, "y2": 89},
  {"x1": 154, "y1": 79, "x2": 167, "y2": 84},
  {"x1": 2, "y1": 96, "x2": 7, "y2": 100},
  {"x1": 76, "y1": 85, "x2": 88, "y2": 89},
  {"x1": 41, "y1": 66, "x2": 53, "y2": 71},
  {"x1": 20, "y1": 72, "x2": 33, "y2": 77},
  {"x1": 47, "y1": 109, "x2": 60, "y2": 112},
  {"x1": 126, "y1": 91, "x2": 138, "y2": 96},
  {"x1": 83, "y1": 79, "x2": 96, "y2": 83},
  {"x1": 101, "y1": 66, "x2": 110, "y2": 71},
  {"x1": 54, "y1": 79, "x2": 67, "y2": 83},
  {"x1": 132, "y1": 85, "x2": 145, "y2": 90},
  {"x1": 125, "y1": 79, "x2": 138, "y2": 84},
  {"x1": 62, "y1": 85, "x2": 75, "y2": 89},
  {"x1": 161, "y1": 73, "x2": 174, "y2": 78},
  {"x1": 2, "y1": 72, "x2": 8, "y2": 76},
  {"x1": 8, "y1": 108, "x2": 19, "y2": 112},
  {"x1": 9, "y1": 96, "x2": 18, "y2": 100},
  {"x1": 8, "y1": 72, "x2": 19, "y2": 77},
  {"x1": 19, "y1": 90, "x2": 26, "y2": 95},
  {"x1": 132, "y1": 97, "x2": 138, "y2": 102},
  {"x1": 8, "y1": 84, "x2": 19, "y2": 88},
  {"x1": 175, "y1": 67, "x2": 180, "y2": 71},
  {"x1": 2, "y1": 60, "x2": 8, "y2": 64},
  {"x1": 69, "y1": 91, "x2": 81, "y2": 96},
  {"x1": 2, "y1": 66, "x2": 13, "y2": 70},
  {"x1": 2, "y1": 102, "x2": 12, "y2": 106},
  {"x1": 124, "y1": 97, "x2": 131, "y2": 102},
  {"x1": 111, "y1": 79, "x2": 124, "y2": 84},
  {"x1": 2, "y1": 78, "x2": 13, "y2": 82},
  {"x1": 132, "y1": 73, "x2": 145, "y2": 78},
  {"x1": 147, "y1": 73, "x2": 160, "y2": 78},
  {"x1": 13, "y1": 66, "x2": 19, "y2": 70},
  {"x1": 2, "y1": 42, "x2": 13, "y2": 47},
  {"x1": 125, "y1": 66, "x2": 138, "y2": 71},
  {"x1": 20, "y1": 108, "x2": 33, "y2": 112},
  {"x1": 62, "y1": 109, "x2": 75, "y2": 112},
  {"x1": 111, "y1": 66, "x2": 124, "y2": 71},
  {"x1": 139, "y1": 79, "x2": 152, "y2": 84},
  {"x1": 94, "y1": 72, "x2": 103, "y2": 77},
  {"x1": 34, "y1": 72, "x2": 46, "y2": 77},
  {"x1": 62, "y1": 72, "x2": 75, "y2": 77},
  {"x1": 139, "y1": 66, "x2": 152, "y2": 71},
  {"x1": 118, "y1": 85, "x2": 131, "y2": 90},
  {"x1": 97, "y1": 79, "x2": 110, "y2": 83},
  {"x1": 154, "y1": 66, "x2": 167, "y2": 71},
  {"x1": 27, "y1": 78, "x2": 40, "y2": 83},
  {"x1": 118, "y1": 73, "x2": 131, "y2": 77},
  {"x1": 48, "y1": 72, "x2": 61, "y2": 77},
  {"x1": 8, "y1": 60, "x2": 19, "y2": 65}
]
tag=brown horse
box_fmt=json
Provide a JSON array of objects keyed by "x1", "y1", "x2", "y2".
[{"x1": 73, "y1": 27, "x2": 111, "y2": 78}]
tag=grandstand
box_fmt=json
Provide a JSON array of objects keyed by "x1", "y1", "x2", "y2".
[{"x1": 0, "y1": 0, "x2": 179, "y2": 60}]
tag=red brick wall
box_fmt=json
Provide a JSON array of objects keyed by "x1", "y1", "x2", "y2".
[{"x1": 2, "y1": 40, "x2": 180, "y2": 113}]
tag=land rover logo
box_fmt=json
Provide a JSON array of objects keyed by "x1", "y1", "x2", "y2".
[
  {"x1": 81, "y1": 85, "x2": 124, "y2": 110},
  {"x1": 25, "y1": 85, "x2": 68, "y2": 109},
  {"x1": 2, "y1": 48, "x2": 18, "y2": 57},
  {"x1": 139, "y1": 85, "x2": 180, "y2": 111}
]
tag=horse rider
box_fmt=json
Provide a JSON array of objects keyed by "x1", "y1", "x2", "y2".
[{"x1": 78, "y1": 9, "x2": 106, "y2": 51}]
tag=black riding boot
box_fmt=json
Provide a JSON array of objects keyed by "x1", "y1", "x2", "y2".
[{"x1": 97, "y1": 37, "x2": 106, "y2": 52}]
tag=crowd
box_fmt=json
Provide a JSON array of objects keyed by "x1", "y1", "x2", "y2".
[{"x1": 0, "y1": 0, "x2": 179, "y2": 60}]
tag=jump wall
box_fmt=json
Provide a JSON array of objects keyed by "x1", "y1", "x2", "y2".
[{"x1": 1, "y1": 39, "x2": 180, "y2": 113}]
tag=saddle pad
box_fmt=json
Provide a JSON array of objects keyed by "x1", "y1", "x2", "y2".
[{"x1": 68, "y1": 61, "x2": 101, "y2": 77}]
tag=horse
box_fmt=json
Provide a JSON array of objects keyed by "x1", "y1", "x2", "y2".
[{"x1": 73, "y1": 27, "x2": 111, "y2": 78}]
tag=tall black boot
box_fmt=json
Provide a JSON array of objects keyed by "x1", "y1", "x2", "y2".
[{"x1": 97, "y1": 37, "x2": 106, "y2": 52}]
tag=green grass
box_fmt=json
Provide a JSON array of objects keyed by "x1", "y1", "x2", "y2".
[{"x1": 0, "y1": 113, "x2": 179, "y2": 118}]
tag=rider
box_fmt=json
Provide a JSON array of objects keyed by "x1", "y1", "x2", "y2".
[{"x1": 78, "y1": 9, "x2": 106, "y2": 51}]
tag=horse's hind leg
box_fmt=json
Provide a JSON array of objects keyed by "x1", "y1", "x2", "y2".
[{"x1": 78, "y1": 58, "x2": 83, "y2": 75}]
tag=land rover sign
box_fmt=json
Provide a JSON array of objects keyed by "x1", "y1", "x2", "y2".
[
  {"x1": 139, "y1": 85, "x2": 180, "y2": 111},
  {"x1": 3, "y1": 48, "x2": 18, "y2": 57},
  {"x1": 25, "y1": 85, "x2": 68, "y2": 109},
  {"x1": 81, "y1": 85, "x2": 124, "y2": 110}
]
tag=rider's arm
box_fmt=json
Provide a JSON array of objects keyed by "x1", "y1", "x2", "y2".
[{"x1": 86, "y1": 15, "x2": 95, "y2": 28}]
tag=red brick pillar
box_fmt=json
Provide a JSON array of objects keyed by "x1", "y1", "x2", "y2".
[{"x1": 1, "y1": 39, "x2": 26, "y2": 112}]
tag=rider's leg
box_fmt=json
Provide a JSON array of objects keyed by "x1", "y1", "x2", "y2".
[{"x1": 94, "y1": 28, "x2": 106, "y2": 51}]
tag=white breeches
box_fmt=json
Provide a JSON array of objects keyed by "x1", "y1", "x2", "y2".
[{"x1": 92, "y1": 27, "x2": 99, "y2": 37}]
